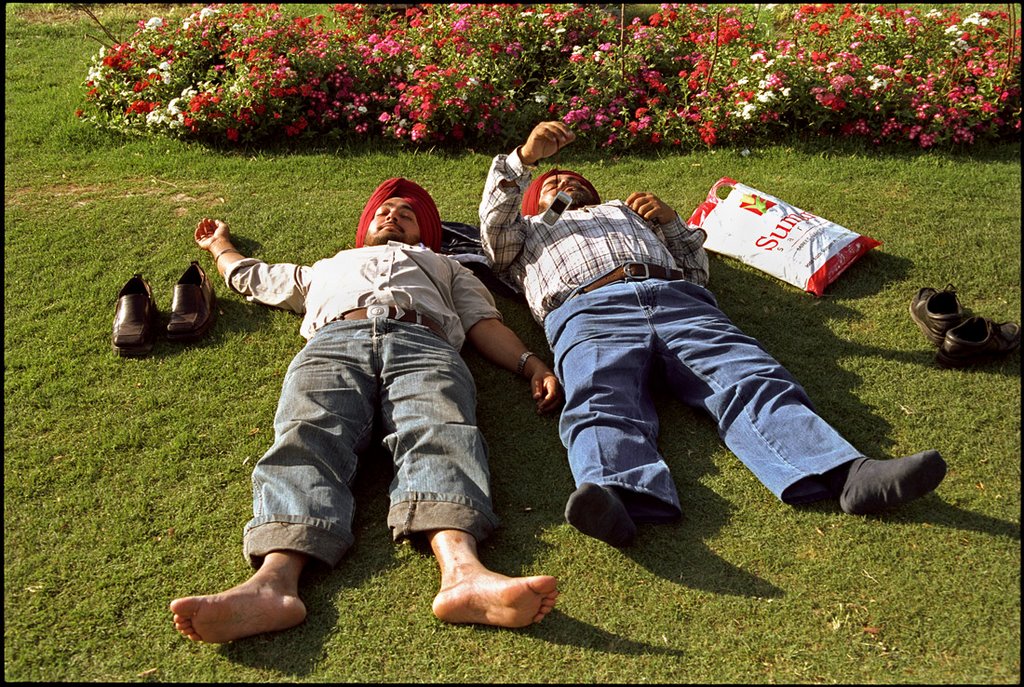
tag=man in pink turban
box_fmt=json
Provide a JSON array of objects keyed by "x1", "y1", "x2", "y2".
[
  {"x1": 479, "y1": 120, "x2": 945, "y2": 548},
  {"x1": 169, "y1": 179, "x2": 563, "y2": 643}
]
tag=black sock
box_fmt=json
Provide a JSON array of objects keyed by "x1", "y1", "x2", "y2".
[
  {"x1": 564, "y1": 483, "x2": 637, "y2": 547},
  {"x1": 837, "y1": 450, "x2": 947, "y2": 515}
]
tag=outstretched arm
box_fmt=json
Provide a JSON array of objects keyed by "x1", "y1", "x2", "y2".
[
  {"x1": 478, "y1": 121, "x2": 577, "y2": 273},
  {"x1": 465, "y1": 317, "x2": 562, "y2": 415},
  {"x1": 193, "y1": 217, "x2": 311, "y2": 313}
]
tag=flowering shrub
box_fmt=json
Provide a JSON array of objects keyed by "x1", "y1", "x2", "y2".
[{"x1": 78, "y1": 3, "x2": 1021, "y2": 150}]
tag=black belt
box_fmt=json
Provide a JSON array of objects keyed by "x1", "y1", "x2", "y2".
[
  {"x1": 342, "y1": 305, "x2": 446, "y2": 339},
  {"x1": 577, "y1": 262, "x2": 684, "y2": 296}
]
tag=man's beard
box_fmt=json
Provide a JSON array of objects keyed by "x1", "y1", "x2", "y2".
[
  {"x1": 365, "y1": 224, "x2": 404, "y2": 246},
  {"x1": 565, "y1": 186, "x2": 596, "y2": 208}
]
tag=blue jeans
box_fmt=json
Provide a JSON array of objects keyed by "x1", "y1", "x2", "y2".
[
  {"x1": 543, "y1": 279, "x2": 861, "y2": 521},
  {"x1": 243, "y1": 317, "x2": 499, "y2": 568}
]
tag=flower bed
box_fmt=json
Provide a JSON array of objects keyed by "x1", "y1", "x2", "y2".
[{"x1": 77, "y1": 3, "x2": 1022, "y2": 150}]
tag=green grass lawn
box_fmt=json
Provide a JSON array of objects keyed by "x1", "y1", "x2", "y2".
[{"x1": 5, "y1": 4, "x2": 1020, "y2": 683}]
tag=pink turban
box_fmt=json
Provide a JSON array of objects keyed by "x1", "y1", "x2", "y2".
[
  {"x1": 356, "y1": 177, "x2": 442, "y2": 252},
  {"x1": 521, "y1": 168, "x2": 601, "y2": 216}
]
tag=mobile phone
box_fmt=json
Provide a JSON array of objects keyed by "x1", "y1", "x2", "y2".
[{"x1": 540, "y1": 191, "x2": 573, "y2": 226}]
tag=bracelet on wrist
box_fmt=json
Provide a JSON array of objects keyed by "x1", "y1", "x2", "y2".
[
  {"x1": 516, "y1": 351, "x2": 536, "y2": 377},
  {"x1": 213, "y1": 247, "x2": 241, "y2": 263}
]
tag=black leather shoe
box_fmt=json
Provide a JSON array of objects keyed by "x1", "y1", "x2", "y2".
[
  {"x1": 112, "y1": 274, "x2": 157, "y2": 357},
  {"x1": 910, "y1": 284, "x2": 964, "y2": 346},
  {"x1": 166, "y1": 261, "x2": 215, "y2": 342},
  {"x1": 937, "y1": 316, "x2": 1020, "y2": 368}
]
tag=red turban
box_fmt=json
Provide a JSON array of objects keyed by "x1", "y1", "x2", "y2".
[
  {"x1": 356, "y1": 177, "x2": 442, "y2": 252},
  {"x1": 521, "y1": 168, "x2": 601, "y2": 216}
]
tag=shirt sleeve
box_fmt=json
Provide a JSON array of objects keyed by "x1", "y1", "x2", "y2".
[
  {"x1": 224, "y1": 258, "x2": 311, "y2": 314},
  {"x1": 449, "y1": 259, "x2": 503, "y2": 333},
  {"x1": 658, "y1": 216, "x2": 711, "y2": 287},
  {"x1": 479, "y1": 150, "x2": 533, "y2": 273}
]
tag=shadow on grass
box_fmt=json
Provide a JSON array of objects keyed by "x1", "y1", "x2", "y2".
[
  {"x1": 886, "y1": 495, "x2": 1020, "y2": 540},
  {"x1": 521, "y1": 609, "x2": 687, "y2": 657},
  {"x1": 160, "y1": 127, "x2": 1021, "y2": 167}
]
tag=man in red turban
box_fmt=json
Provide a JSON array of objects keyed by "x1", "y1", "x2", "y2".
[
  {"x1": 478, "y1": 120, "x2": 945, "y2": 548},
  {"x1": 521, "y1": 169, "x2": 601, "y2": 217},
  {"x1": 356, "y1": 177, "x2": 443, "y2": 252},
  {"x1": 170, "y1": 181, "x2": 563, "y2": 643}
]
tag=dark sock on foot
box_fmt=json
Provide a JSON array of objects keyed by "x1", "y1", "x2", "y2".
[
  {"x1": 564, "y1": 483, "x2": 637, "y2": 547},
  {"x1": 837, "y1": 450, "x2": 947, "y2": 515}
]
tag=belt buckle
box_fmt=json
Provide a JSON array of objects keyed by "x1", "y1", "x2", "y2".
[
  {"x1": 366, "y1": 304, "x2": 390, "y2": 319},
  {"x1": 623, "y1": 262, "x2": 651, "y2": 281}
]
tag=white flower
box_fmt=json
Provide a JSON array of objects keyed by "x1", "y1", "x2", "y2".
[
  {"x1": 734, "y1": 103, "x2": 757, "y2": 120},
  {"x1": 145, "y1": 17, "x2": 164, "y2": 31},
  {"x1": 199, "y1": 7, "x2": 219, "y2": 20},
  {"x1": 736, "y1": 77, "x2": 749, "y2": 86},
  {"x1": 756, "y1": 91, "x2": 774, "y2": 103},
  {"x1": 945, "y1": 24, "x2": 960, "y2": 35},
  {"x1": 780, "y1": 87, "x2": 791, "y2": 97},
  {"x1": 962, "y1": 13, "x2": 987, "y2": 26},
  {"x1": 534, "y1": 93, "x2": 548, "y2": 104},
  {"x1": 145, "y1": 109, "x2": 167, "y2": 126},
  {"x1": 867, "y1": 75, "x2": 887, "y2": 91},
  {"x1": 926, "y1": 9, "x2": 943, "y2": 19},
  {"x1": 167, "y1": 98, "x2": 181, "y2": 115}
]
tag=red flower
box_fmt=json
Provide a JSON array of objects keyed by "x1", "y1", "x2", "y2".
[
  {"x1": 699, "y1": 121, "x2": 717, "y2": 146},
  {"x1": 226, "y1": 128, "x2": 240, "y2": 141},
  {"x1": 125, "y1": 100, "x2": 158, "y2": 116}
]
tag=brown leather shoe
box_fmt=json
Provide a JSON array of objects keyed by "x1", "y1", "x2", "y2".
[
  {"x1": 112, "y1": 274, "x2": 157, "y2": 357},
  {"x1": 910, "y1": 284, "x2": 964, "y2": 346},
  {"x1": 937, "y1": 315, "x2": 1020, "y2": 368},
  {"x1": 166, "y1": 261, "x2": 215, "y2": 342}
]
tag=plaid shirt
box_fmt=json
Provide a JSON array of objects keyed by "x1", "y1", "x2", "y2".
[{"x1": 479, "y1": 150, "x2": 710, "y2": 324}]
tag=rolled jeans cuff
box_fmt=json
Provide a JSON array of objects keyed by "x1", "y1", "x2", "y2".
[
  {"x1": 387, "y1": 494, "x2": 499, "y2": 543},
  {"x1": 243, "y1": 517, "x2": 355, "y2": 569}
]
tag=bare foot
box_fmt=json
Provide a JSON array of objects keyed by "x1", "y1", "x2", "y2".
[
  {"x1": 169, "y1": 576, "x2": 307, "y2": 643},
  {"x1": 432, "y1": 570, "x2": 559, "y2": 628}
]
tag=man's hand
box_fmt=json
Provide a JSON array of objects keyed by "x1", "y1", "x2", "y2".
[
  {"x1": 625, "y1": 192, "x2": 678, "y2": 225},
  {"x1": 194, "y1": 217, "x2": 231, "y2": 251},
  {"x1": 530, "y1": 369, "x2": 563, "y2": 415},
  {"x1": 519, "y1": 121, "x2": 575, "y2": 166}
]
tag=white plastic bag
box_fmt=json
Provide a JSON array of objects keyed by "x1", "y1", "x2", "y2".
[{"x1": 687, "y1": 177, "x2": 881, "y2": 296}]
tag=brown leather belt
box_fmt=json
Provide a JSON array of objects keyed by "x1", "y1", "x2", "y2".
[
  {"x1": 342, "y1": 305, "x2": 446, "y2": 340},
  {"x1": 577, "y1": 262, "x2": 684, "y2": 296}
]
